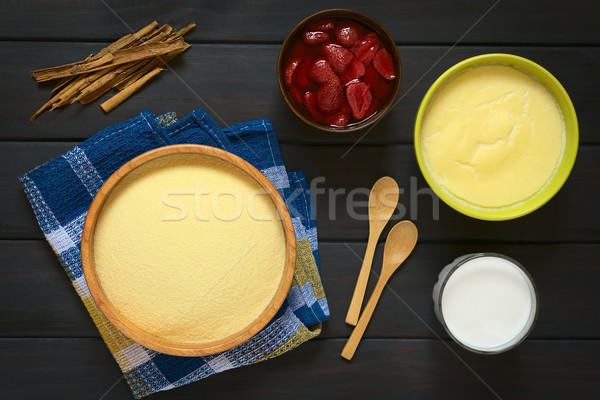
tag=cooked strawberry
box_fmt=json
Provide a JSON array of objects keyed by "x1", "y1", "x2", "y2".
[
  {"x1": 284, "y1": 57, "x2": 302, "y2": 87},
  {"x1": 373, "y1": 48, "x2": 396, "y2": 80},
  {"x1": 322, "y1": 43, "x2": 354, "y2": 75},
  {"x1": 324, "y1": 110, "x2": 350, "y2": 128},
  {"x1": 363, "y1": 65, "x2": 388, "y2": 99},
  {"x1": 335, "y1": 24, "x2": 361, "y2": 47},
  {"x1": 317, "y1": 80, "x2": 343, "y2": 114},
  {"x1": 309, "y1": 58, "x2": 338, "y2": 85},
  {"x1": 289, "y1": 86, "x2": 304, "y2": 105},
  {"x1": 303, "y1": 91, "x2": 326, "y2": 123},
  {"x1": 340, "y1": 57, "x2": 366, "y2": 86},
  {"x1": 295, "y1": 63, "x2": 311, "y2": 90},
  {"x1": 303, "y1": 30, "x2": 331, "y2": 45},
  {"x1": 361, "y1": 32, "x2": 380, "y2": 47},
  {"x1": 351, "y1": 32, "x2": 380, "y2": 66},
  {"x1": 304, "y1": 90, "x2": 350, "y2": 127},
  {"x1": 346, "y1": 82, "x2": 373, "y2": 120},
  {"x1": 365, "y1": 97, "x2": 378, "y2": 119},
  {"x1": 308, "y1": 19, "x2": 336, "y2": 32}
]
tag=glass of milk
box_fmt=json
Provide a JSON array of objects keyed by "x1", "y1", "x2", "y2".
[{"x1": 432, "y1": 253, "x2": 538, "y2": 354}]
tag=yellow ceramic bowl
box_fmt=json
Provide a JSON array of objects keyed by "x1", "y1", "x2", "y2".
[{"x1": 414, "y1": 53, "x2": 578, "y2": 221}]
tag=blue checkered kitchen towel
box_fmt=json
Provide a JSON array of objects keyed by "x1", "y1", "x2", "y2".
[{"x1": 20, "y1": 108, "x2": 330, "y2": 398}]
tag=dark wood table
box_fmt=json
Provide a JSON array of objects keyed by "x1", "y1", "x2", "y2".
[{"x1": 1, "y1": 1, "x2": 599, "y2": 399}]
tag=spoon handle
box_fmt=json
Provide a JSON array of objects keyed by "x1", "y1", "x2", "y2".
[
  {"x1": 345, "y1": 238, "x2": 377, "y2": 326},
  {"x1": 341, "y1": 277, "x2": 387, "y2": 360}
]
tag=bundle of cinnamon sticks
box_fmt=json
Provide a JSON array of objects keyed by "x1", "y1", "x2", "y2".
[{"x1": 30, "y1": 21, "x2": 195, "y2": 121}]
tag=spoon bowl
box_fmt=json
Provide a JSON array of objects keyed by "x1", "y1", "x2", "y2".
[{"x1": 380, "y1": 220, "x2": 418, "y2": 279}]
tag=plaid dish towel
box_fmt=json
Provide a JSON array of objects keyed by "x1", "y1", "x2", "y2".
[{"x1": 20, "y1": 108, "x2": 329, "y2": 398}]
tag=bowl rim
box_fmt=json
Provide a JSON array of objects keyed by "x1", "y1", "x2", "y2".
[
  {"x1": 414, "y1": 53, "x2": 579, "y2": 221},
  {"x1": 277, "y1": 8, "x2": 401, "y2": 132},
  {"x1": 80, "y1": 144, "x2": 297, "y2": 356}
]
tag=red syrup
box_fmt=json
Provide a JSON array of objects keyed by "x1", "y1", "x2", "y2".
[{"x1": 283, "y1": 17, "x2": 397, "y2": 129}]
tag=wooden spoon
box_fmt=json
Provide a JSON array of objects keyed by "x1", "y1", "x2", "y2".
[
  {"x1": 341, "y1": 220, "x2": 418, "y2": 360},
  {"x1": 345, "y1": 176, "x2": 399, "y2": 326}
]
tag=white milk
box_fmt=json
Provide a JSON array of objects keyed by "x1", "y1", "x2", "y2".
[{"x1": 433, "y1": 254, "x2": 537, "y2": 353}]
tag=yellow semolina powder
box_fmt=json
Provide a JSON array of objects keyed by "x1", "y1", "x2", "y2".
[
  {"x1": 421, "y1": 64, "x2": 565, "y2": 208},
  {"x1": 93, "y1": 154, "x2": 286, "y2": 344}
]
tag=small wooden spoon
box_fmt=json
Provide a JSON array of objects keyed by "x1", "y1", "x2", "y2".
[
  {"x1": 345, "y1": 176, "x2": 399, "y2": 326},
  {"x1": 341, "y1": 220, "x2": 418, "y2": 360}
]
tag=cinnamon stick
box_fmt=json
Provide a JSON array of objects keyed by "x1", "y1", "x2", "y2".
[
  {"x1": 144, "y1": 30, "x2": 170, "y2": 45},
  {"x1": 115, "y1": 45, "x2": 189, "y2": 90},
  {"x1": 51, "y1": 69, "x2": 111, "y2": 109},
  {"x1": 73, "y1": 53, "x2": 114, "y2": 73},
  {"x1": 168, "y1": 22, "x2": 196, "y2": 41},
  {"x1": 30, "y1": 21, "x2": 194, "y2": 120},
  {"x1": 31, "y1": 39, "x2": 186, "y2": 82},
  {"x1": 101, "y1": 67, "x2": 163, "y2": 113},
  {"x1": 77, "y1": 62, "x2": 143, "y2": 105},
  {"x1": 52, "y1": 76, "x2": 75, "y2": 93},
  {"x1": 92, "y1": 21, "x2": 159, "y2": 60},
  {"x1": 31, "y1": 77, "x2": 87, "y2": 120},
  {"x1": 30, "y1": 69, "x2": 109, "y2": 120},
  {"x1": 141, "y1": 24, "x2": 173, "y2": 43},
  {"x1": 113, "y1": 59, "x2": 153, "y2": 90}
]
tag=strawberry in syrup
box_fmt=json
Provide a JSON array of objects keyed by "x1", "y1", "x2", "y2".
[{"x1": 284, "y1": 16, "x2": 396, "y2": 128}]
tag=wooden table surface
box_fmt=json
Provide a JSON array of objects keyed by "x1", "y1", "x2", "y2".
[{"x1": 1, "y1": 1, "x2": 599, "y2": 399}]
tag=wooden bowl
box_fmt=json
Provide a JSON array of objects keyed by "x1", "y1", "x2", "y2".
[
  {"x1": 81, "y1": 144, "x2": 296, "y2": 356},
  {"x1": 277, "y1": 9, "x2": 401, "y2": 132}
]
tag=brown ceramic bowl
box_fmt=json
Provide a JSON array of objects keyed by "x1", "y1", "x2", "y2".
[{"x1": 278, "y1": 9, "x2": 401, "y2": 132}]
